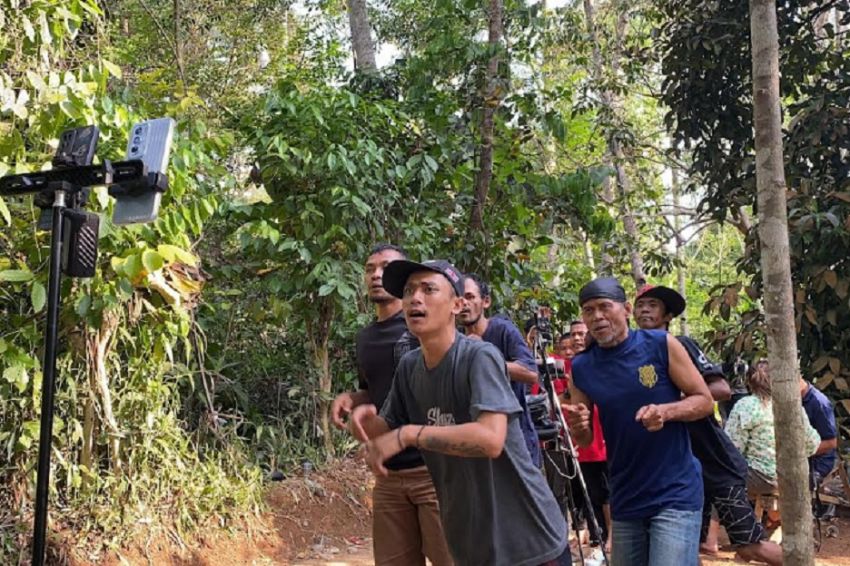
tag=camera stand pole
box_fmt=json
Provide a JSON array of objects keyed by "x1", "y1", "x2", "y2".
[
  {"x1": 0, "y1": 141, "x2": 158, "y2": 566},
  {"x1": 534, "y1": 332, "x2": 609, "y2": 566},
  {"x1": 32, "y1": 186, "x2": 70, "y2": 566}
]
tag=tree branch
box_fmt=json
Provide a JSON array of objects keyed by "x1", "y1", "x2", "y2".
[{"x1": 137, "y1": 0, "x2": 188, "y2": 92}]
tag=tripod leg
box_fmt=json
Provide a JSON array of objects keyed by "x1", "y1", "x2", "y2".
[
  {"x1": 32, "y1": 192, "x2": 66, "y2": 566},
  {"x1": 560, "y1": 453, "x2": 587, "y2": 564}
]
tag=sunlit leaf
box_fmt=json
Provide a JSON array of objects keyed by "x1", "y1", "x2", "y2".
[
  {"x1": 30, "y1": 282, "x2": 46, "y2": 312},
  {"x1": 0, "y1": 269, "x2": 34, "y2": 282},
  {"x1": 102, "y1": 59, "x2": 123, "y2": 79}
]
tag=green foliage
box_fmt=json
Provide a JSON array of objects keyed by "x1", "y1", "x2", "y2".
[
  {"x1": 104, "y1": 0, "x2": 306, "y2": 118},
  {"x1": 0, "y1": 0, "x2": 264, "y2": 560},
  {"x1": 657, "y1": 0, "x2": 850, "y2": 442},
  {"x1": 234, "y1": 1, "x2": 617, "y2": 452},
  {"x1": 0, "y1": 0, "x2": 793, "y2": 560},
  {"x1": 243, "y1": 80, "x2": 455, "y2": 298}
]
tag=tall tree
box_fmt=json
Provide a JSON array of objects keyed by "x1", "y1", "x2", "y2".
[
  {"x1": 749, "y1": 1, "x2": 814, "y2": 563},
  {"x1": 470, "y1": 0, "x2": 504, "y2": 230},
  {"x1": 671, "y1": 168, "x2": 689, "y2": 336},
  {"x1": 582, "y1": 0, "x2": 645, "y2": 287},
  {"x1": 348, "y1": 0, "x2": 378, "y2": 73},
  {"x1": 657, "y1": 0, "x2": 850, "y2": 452}
]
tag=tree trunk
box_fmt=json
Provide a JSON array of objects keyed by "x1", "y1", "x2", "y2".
[
  {"x1": 580, "y1": 228, "x2": 597, "y2": 276},
  {"x1": 312, "y1": 336, "x2": 333, "y2": 455},
  {"x1": 86, "y1": 311, "x2": 122, "y2": 475},
  {"x1": 615, "y1": 152, "x2": 645, "y2": 287},
  {"x1": 582, "y1": 0, "x2": 644, "y2": 287},
  {"x1": 81, "y1": 398, "x2": 95, "y2": 478},
  {"x1": 173, "y1": 0, "x2": 186, "y2": 95},
  {"x1": 672, "y1": 168, "x2": 689, "y2": 336},
  {"x1": 347, "y1": 0, "x2": 377, "y2": 73},
  {"x1": 306, "y1": 297, "x2": 335, "y2": 455},
  {"x1": 470, "y1": 0, "x2": 504, "y2": 230},
  {"x1": 749, "y1": 1, "x2": 814, "y2": 563}
]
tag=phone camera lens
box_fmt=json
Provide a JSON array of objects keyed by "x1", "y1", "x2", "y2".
[
  {"x1": 134, "y1": 127, "x2": 143, "y2": 135},
  {"x1": 131, "y1": 146, "x2": 139, "y2": 154},
  {"x1": 133, "y1": 136, "x2": 141, "y2": 144}
]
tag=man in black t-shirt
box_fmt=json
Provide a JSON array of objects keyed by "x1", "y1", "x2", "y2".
[
  {"x1": 331, "y1": 244, "x2": 452, "y2": 566},
  {"x1": 634, "y1": 285, "x2": 781, "y2": 566}
]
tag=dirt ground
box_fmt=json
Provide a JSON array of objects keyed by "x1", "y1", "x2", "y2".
[
  {"x1": 69, "y1": 456, "x2": 850, "y2": 565},
  {"x1": 69, "y1": 457, "x2": 374, "y2": 566},
  {"x1": 699, "y1": 522, "x2": 850, "y2": 566}
]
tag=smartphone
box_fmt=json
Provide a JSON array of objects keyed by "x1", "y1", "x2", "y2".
[{"x1": 113, "y1": 117, "x2": 176, "y2": 225}]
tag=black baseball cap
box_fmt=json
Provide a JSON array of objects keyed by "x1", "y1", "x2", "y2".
[
  {"x1": 579, "y1": 277, "x2": 627, "y2": 305},
  {"x1": 635, "y1": 284, "x2": 686, "y2": 317},
  {"x1": 382, "y1": 259, "x2": 465, "y2": 299}
]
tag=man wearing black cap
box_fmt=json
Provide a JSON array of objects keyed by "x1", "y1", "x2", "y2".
[
  {"x1": 350, "y1": 259, "x2": 571, "y2": 566},
  {"x1": 331, "y1": 244, "x2": 452, "y2": 565},
  {"x1": 564, "y1": 277, "x2": 713, "y2": 566},
  {"x1": 633, "y1": 285, "x2": 781, "y2": 566}
]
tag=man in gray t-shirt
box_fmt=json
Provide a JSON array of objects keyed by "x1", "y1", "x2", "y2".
[{"x1": 349, "y1": 259, "x2": 568, "y2": 566}]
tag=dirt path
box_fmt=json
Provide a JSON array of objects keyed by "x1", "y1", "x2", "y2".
[
  {"x1": 86, "y1": 457, "x2": 850, "y2": 565},
  {"x1": 288, "y1": 531, "x2": 850, "y2": 566}
]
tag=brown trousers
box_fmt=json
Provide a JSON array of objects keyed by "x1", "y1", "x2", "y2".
[{"x1": 372, "y1": 465, "x2": 453, "y2": 566}]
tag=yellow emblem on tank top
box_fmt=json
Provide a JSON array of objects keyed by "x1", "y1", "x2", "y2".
[{"x1": 638, "y1": 364, "x2": 658, "y2": 388}]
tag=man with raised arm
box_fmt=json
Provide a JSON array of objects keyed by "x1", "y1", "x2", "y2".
[
  {"x1": 565, "y1": 277, "x2": 713, "y2": 566},
  {"x1": 330, "y1": 244, "x2": 451, "y2": 566},
  {"x1": 350, "y1": 259, "x2": 570, "y2": 566}
]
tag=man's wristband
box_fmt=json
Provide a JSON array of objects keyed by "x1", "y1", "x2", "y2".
[{"x1": 415, "y1": 425, "x2": 425, "y2": 449}]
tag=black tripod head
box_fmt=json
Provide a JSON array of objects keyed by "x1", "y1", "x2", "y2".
[{"x1": 35, "y1": 126, "x2": 101, "y2": 229}]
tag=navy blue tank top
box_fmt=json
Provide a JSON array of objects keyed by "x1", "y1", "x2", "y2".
[{"x1": 572, "y1": 329, "x2": 703, "y2": 520}]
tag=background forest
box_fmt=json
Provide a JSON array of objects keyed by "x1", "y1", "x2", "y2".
[{"x1": 1, "y1": 0, "x2": 848, "y2": 561}]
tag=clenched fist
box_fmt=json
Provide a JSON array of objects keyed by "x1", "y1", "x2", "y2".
[
  {"x1": 564, "y1": 402, "x2": 591, "y2": 435},
  {"x1": 635, "y1": 404, "x2": 666, "y2": 432}
]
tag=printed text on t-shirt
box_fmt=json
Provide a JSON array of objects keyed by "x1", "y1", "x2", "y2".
[{"x1": 427, "y1": 407, "x2": 456, "y2": 426}]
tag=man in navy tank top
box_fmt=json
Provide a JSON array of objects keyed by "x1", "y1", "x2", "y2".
[{"x1": 564, "y1": 277, "x2": 714, "y2": 566}]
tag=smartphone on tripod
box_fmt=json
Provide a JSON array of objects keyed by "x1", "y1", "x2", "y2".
[{"x1": 113, "y1": 117, "x2": 175, "y2": 225}]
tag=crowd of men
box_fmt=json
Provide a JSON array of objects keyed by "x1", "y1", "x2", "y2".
[{"x1": 331, "y1": 244, "x2": 840, "y2": 566}]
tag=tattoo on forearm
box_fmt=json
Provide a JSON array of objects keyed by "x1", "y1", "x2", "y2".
[{"x1": 420, "y1": 436, "x2": 491, "y2": 457}]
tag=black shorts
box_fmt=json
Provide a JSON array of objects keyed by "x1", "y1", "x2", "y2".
[{"x1": 700, "y1": 484, "x2": 766, "y2": 547}]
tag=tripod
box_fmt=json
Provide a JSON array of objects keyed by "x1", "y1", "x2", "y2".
[
  {"x1": 0, "y1": 127, "x2": 167, "y2": 566},
  {"x1": 532, "y1": 330, "x2": 609, "y2": 566}
]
